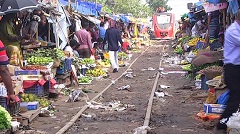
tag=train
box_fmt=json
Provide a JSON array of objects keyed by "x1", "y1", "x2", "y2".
[{"x1": 151, "y1": 12, "x2": 175, "y2": 40}]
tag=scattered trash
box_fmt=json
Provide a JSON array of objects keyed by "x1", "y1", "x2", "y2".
[
  {"x1": 111, "y1": 80, "x2": 116, "y2": 85},
  {"x1": 160, "y1": 85, "x2": 170, "y2": 89},
  {"x1": 82, "y1": 113, "x2": 97, "y2": 119},
  {"x1": 159, "y1": 68, "x2": 164, "y2": 71},
  {"x1": 86, "y1": 100, "x2": 134, "y2": 112},
  {"x1": 164, "y1": 92, "x2": 173, "y2": 97},
  {"x1": 155, "y1": 92, "x2": 165, "y2": 97},
  {"x1": 147, "y1": 67, "x2": 156, "y2": 71},
  {"x1": 66, "y1": 90, "x2": 89, "y2": 102},
  {"x1": 133, "y1": 126, "x2": 151, "y2": 134},
  {"x1": 125, "y1": 72, "x2": 134, "y2": 78},
  {"x1": 118, "y1": 85, "x2": 131, "y2": 91}
]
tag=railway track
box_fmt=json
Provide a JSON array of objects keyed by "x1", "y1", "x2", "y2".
[{"x1": 56, "y1": 41, "x2": 168, "y2": 134}]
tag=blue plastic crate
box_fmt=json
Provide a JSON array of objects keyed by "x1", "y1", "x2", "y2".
[
  {"x1": 27, "y1": 102, "x2": 39, "y2": 110},
  {"x1": 15, "y1": 70, "x2": 39, "y2": 76},
  {"x1": 24, "y1": 84, "x2": 44, "y2": 97},
  {"x1": 0, "y1": 97, "x2": 7, "y2": 109}
]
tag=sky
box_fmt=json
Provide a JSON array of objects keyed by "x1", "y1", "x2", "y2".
[{"x1": 167, "y1": 0, "x2": 199, "y2": 20}]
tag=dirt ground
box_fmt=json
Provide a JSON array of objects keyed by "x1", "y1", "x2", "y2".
[
  {"x1": 26, "y1": 41, "x2": 213, "y2": 134},
  {"x1": 65, "y1": 43, "x2": 212, "y2": 134}
]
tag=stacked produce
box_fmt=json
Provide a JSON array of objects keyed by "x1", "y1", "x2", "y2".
[
  {"x1": 20, "y1": 94, "x2": 50, "y2": 108},
  {"x1": 25, "y1": 48, "x2": 65, "y2": 65},
  {"x1": 20, "y1": 94, "x2": 37, "y2": 102},
  {"x1": 86, "y1": 68, "x2": 107, "y2": 77},
  {"x1": 98, "y1": 59, "x2": 111, "y2": 67},
  {"x1": 80, "y1": 58, "x2": 95, "y2": 65},
  {"x1": 78, "y1": 76, "x2": 92, "y2": 84},
  {"x1": 198, "y1": 66, "x2": 223, "y2": 74},
  {"x1": 188, "y1": 37, "x2": 202, "y2": 46},
  {"x1": 0, "y1": 106, "x2": 12, "y2": 130},
  {"x1": 36, "y1": 98, "x2": 51, "y2": 108},
  {"x1": 118, "y1": 52, "x2": 128, "y2": 60}
]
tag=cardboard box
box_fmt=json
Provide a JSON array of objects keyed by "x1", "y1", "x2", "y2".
[{"x1": 204, "y1": 104, "x2": 226, "y2": 114}]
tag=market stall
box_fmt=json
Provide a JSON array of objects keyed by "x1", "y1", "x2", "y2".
[{"x1": 172, "y1": 0, "x2": 240, "y2": 129}]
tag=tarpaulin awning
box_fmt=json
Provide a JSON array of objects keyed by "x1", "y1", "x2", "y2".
[{"x1": 59, "y1": 0, "x2": 102, "y2": 16}]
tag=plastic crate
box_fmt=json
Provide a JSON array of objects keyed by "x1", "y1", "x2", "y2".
[
  {"x1": 0, "y1": 97, "x2": 7, "y2": 109},
  {"x1": 15, "y1": 70, "x2": 39, "y2": 76},
  {"x1": 8, "y1": 102, "x2": 20, "y2": 115},
  {"x1": 27, "y1": 102, "x2": 39, "y2": 110},
  {"x1": 24, "y1": 84, "x2": 44, "y2": 96}
]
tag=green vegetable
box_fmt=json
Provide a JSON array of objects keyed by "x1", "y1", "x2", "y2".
[
  {"x1": 78, "y1": 76, "x2": 92, "y2": 83},
  {"x1": 80, "y1": 58, "x2": 95, "y2": 65},
  {"x1": 174, "y1": 47, "x2": 184, "y2": 54},
  {"x1": 0, "y1": 106, "x2": 12, "y2": 130}
]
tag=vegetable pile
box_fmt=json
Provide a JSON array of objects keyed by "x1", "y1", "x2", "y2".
[
  {"x1": 25, "y1": 48, "x2": 65, "y2": 65},
  {"x1": 0, "y1": 106, "x2": 12, "y2": 130},
  {"x1": 80, "y1": 58, "x2": 95, "y2": 65},
  {"x1": 174, "y1": 47, "x2": 184, "y2": 54},
  {"x1": 86, "y1": 68, "x2": 107, "y2": 77},
  {"x1": 78, "y1": 76, "x2": 92, "y2": 83}
]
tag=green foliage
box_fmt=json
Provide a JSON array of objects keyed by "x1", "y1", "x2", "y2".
[
  {"x1": 0, "y1": 106, "x2": 12, "y2": 130},
  {"x1": 147, "y1": 0, "x2": 172, "y2": 12},
  {"x1": 88, "y1": 0, "x2": 153, "y2": 17}
]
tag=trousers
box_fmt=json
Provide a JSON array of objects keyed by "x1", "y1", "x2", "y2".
[
  {"x1": 109, "y1": 51, "x2": 119, "y2": 70},
  {"x1": 217, "y1": 64, "x2": 240, "y2": 130}
]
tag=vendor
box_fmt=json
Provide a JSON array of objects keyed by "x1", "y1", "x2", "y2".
[
  {"x1": 187, "y1": 6, "x2": 197, "y2": 28},
  {"x1": 0, "y1": 13, "x2": 26, "y2": 67},
  {"x1": 207, "y1": 10, "x2": 221, "y2": 39},
  {"x1": 191, "y1": 19, "x2": 205, "y2": 37},
  {"x1": 64, "y1": 39, "x2": 80, "y2": 58},
  {"x1": 0, "y1": 13, "x2": 26, "y2": 48},
  {"x1": 22, "y1": 14, "x2": 41, "y2": 41}
]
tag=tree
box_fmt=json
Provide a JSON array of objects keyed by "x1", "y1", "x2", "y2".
[
  {"x1": 87, "y1": 0, "x2": 152, "y2": 17},
  {"x1": 147, "y1": 0, "x2": 172, "y2": 12}
]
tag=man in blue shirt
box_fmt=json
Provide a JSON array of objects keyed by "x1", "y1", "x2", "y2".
[
  {"x1": 214, "y1": 9, "x2": 240, "y2": 134},
  {"x1": 187, "y1": 7, "x2": 196, "y2": 28},
  {"x1": 99, "y1": 22, "x2": 106, "y2": 40}
]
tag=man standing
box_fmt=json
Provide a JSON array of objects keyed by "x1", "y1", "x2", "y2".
[
  {"x1": 214, "y1": 9, "x2": 240, "y2": 134},
  {"x1": 104, "y1": 20, "x2": 123, "y2": 73},
  {"x1": 0, "y1": 40, "x2": 16, "y2": 104},
  {"x1": 0, "y1": 15, "x2": 16, "y2": 104},
  {"x1": 99, "y1": 22, "x2": 106, "y2": 40},
  {"x1": 76, "y1": 22, "x2": 92, "y2": 58}
]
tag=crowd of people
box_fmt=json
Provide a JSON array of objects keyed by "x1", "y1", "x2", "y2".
[
  {"x1": 0, "y1": 8, "x2": 147, "y2": 105},
  {"x1": 176, "y1": 6, "x2": 224, "y2": 51}
]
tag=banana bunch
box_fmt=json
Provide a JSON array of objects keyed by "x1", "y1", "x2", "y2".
[
  {"x1": 188, "y1": 38, "x2": 200, "y2": 46},
  {"x1": 86, "y1": 68, "x2": 107, "y2": 77}
]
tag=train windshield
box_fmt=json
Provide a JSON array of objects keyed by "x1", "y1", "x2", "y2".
[{"x1": 156, "y1": 14, "x2": 171, "y2": 24}]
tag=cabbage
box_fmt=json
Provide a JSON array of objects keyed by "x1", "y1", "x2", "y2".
[{"x1": 0, "y1": 106, "x2": 12, "y2": 130}]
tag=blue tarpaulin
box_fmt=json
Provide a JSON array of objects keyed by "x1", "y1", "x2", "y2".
[{"x1": 59, "y1": 0, "x2": 102, "y2": 16}]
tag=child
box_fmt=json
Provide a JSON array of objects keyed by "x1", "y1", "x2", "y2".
[{"x1": 121, "y1": 32, "x2": 131, "y2": 53}]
